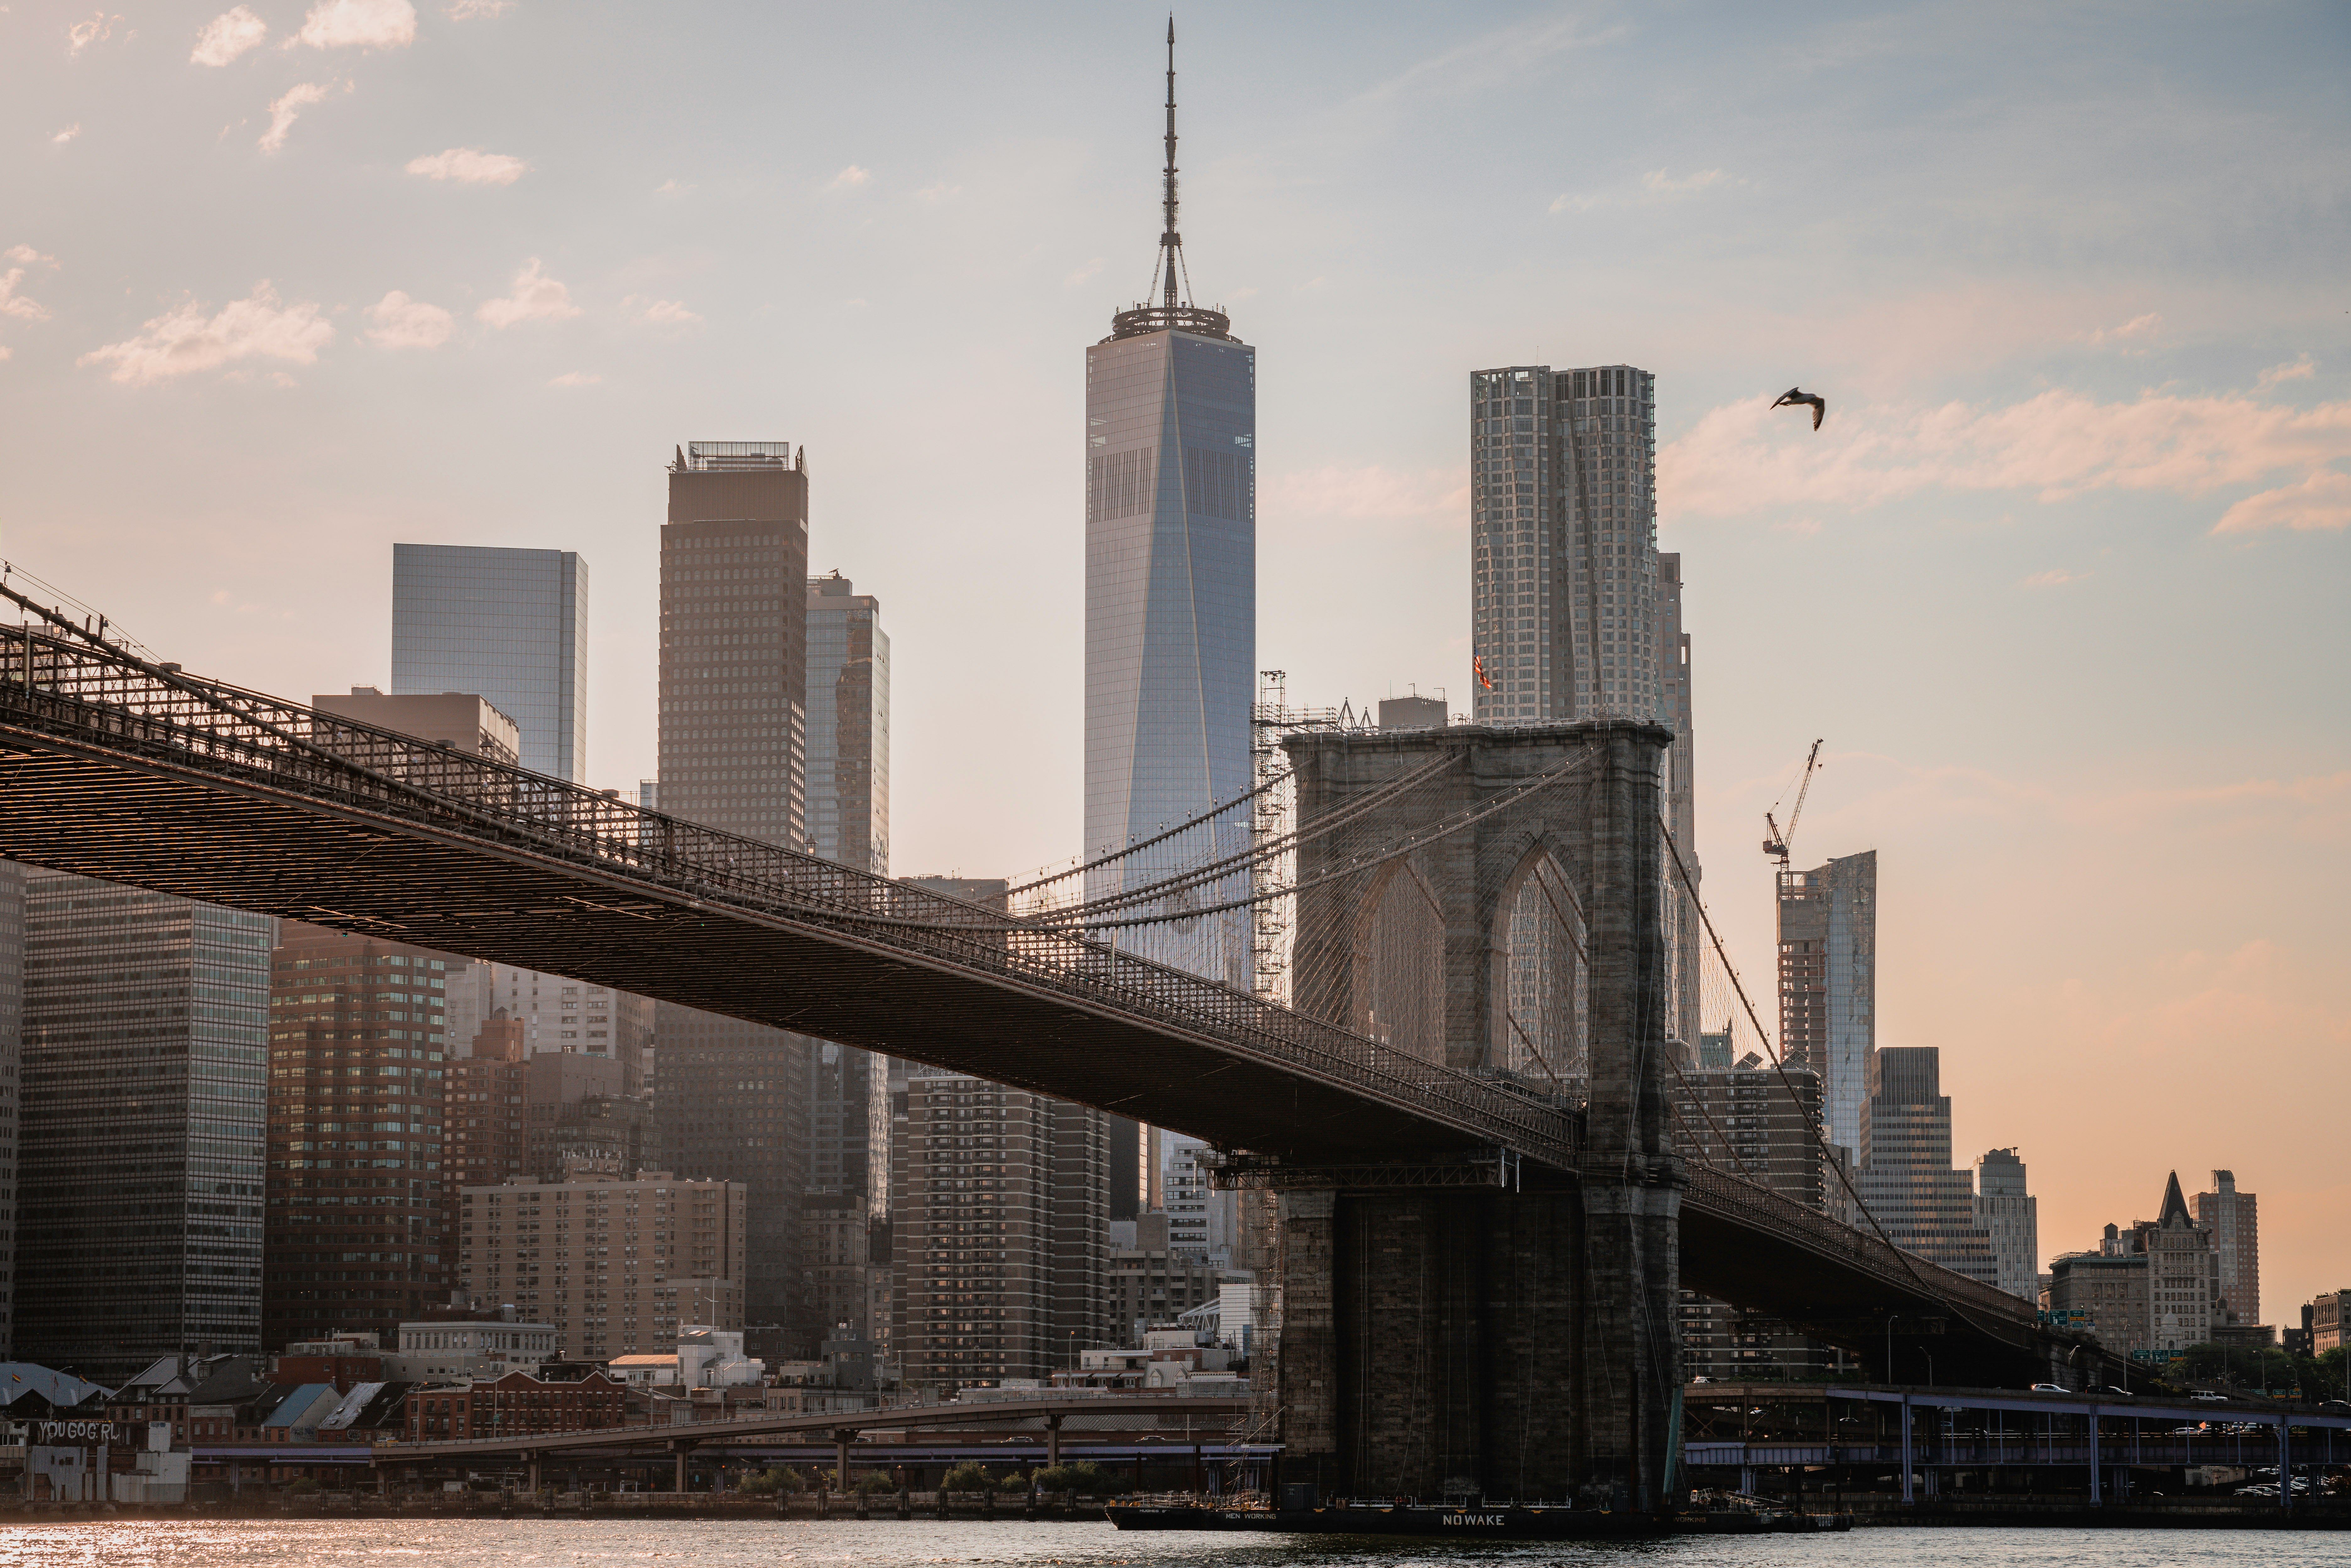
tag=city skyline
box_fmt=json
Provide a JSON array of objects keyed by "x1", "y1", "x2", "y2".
[{"x1": 0, "y1": 5, "x2": 2343, "y2": 1315}]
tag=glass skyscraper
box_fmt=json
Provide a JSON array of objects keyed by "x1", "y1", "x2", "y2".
[
  {"x1": 1083, "y1": 33, "x2": 1255, "y2": 991},
  {"x1": 1467, "y1": 365, "x2": 1660, "y2": 721},
  {"x1": 262, "y1": 922, "x2": 454, "y2": 1350},
  {"x1": 804, "y1": 573, "x2": 889, "y2": 875},
  {"x1": 1470, "y1": 365, "x2": 1701, "y2": 1058},
  {"x1": 17, "y1": 872, "x2": 270, "y2": 1382},
  {"x1": 391, "y1": 543, "x2": 589, "y2": 781},
  {"x1": 803, "y1": 573, "x2": 891, "y2": 1343},
  {"x1": 659, "y1": 441, "x2": 808, "y2": 845},
  {"x1": 656, "y1": 439, "x2": 815, "y2": 1343},
  {"x1": 1779, "y1": 848, "x2": 1877, "y2": 1158}
]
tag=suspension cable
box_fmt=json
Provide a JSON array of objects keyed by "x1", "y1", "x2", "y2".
[
  {"x1": 1656, "y1": 812, "x2": 2003, "y2": 1347},
  {"x1": 1039, "y1": 754, "x2": 1602, "y2": 935}
]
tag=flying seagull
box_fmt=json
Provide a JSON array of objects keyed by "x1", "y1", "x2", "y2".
[{"x1": 1771, "y1": 386, "x2": 1826, "y2": 430}]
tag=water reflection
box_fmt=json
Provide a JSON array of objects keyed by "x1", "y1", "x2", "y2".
[{"x1": 0, "y1": 1520, "x2": 2324, "y2": 1568}]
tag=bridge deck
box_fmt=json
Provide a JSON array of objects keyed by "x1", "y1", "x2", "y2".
[{"x1": 0, "y1": 623, "x2": 2039, "y2": 1359}]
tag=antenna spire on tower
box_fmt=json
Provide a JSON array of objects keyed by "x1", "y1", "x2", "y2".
[
  {"x1": 1161, "y1": 15, "x2": 1181, "y2": 310},
  {"x1": 1105, "y1": 16, "x2": 1233, "y2": 342}
]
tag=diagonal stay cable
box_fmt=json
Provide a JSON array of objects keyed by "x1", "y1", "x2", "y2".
[
  {"x1": 1056, "y1": 751, "x2": 1462, "y2": 921},
  {"x1": 1039, "y1": 754, "x2": 1604, "y2": 935},
  {"x1": 1005, "y1": 766, "x2": 1292, "y2": 900},
  {"x1": 1656, "y1": 811, "x2": 2011, "y2": 1350}
]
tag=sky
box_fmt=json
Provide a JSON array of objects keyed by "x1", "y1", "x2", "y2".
[{"x1": 4, "y1": 2, "x2": 2348, "y2": 1319}]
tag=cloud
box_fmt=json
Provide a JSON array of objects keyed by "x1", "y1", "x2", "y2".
[
  {"x1": 2211, "y1": 468, "x2": 2351, "y2": 536},
  {"x1": 1063, "y1": 257, "x2": 1104, "y2": 287},
  {"x1": 2021, "y1": 567, "x2": 2086, "y2": 588},
  {"x1": 259, "y1": 81, "x2": 342, "y2": 153},
  {"x1": 629, "y1": 297, "x2": 700, "y2": 327},
  {"x1": 475, "y1": 258, "x2": 581, "y2": 328},
  {"x1": 192, "y1": 7, "x2": 268, "y2": 65},
  {"x1": 914, "y1": 181, "x2": 959, "y2": 203},
  {"x1": 0, "y1": 270, "x2": 52, "y2": 322},
  {"x1": 445, "y1": 0, "x2": 511, "y2": 14},
  {"x1": 1660, "y1": 384, "x2": 2351, "y2": 534},
  {"x1": 405, "y1": 147, "x2": 528, "y2": 185},
  {"x1": 2258, "y1": 355, "x2": 2316, "y2": 389},
  {"x1": 297, "y1": 0, "x2": 416, "y2": 50},
  {"x1": 363, "y1": 289, "x2": 452, "y2": 350},
  {"x1": 1554, "y1": 167, "x2": 1737, "y2": 213},
  {"x1": 825, "y1": 165, "x2": 870, "y2": 192},
  {"x1": 53, "y1": 125, "x2": 81, "y2": 145},
  {"x1": 0, "y1": 252, "x2": 54, "y2": 357},
  {"x1": 67, "y1": 12, "x2": 118, "y2": 56},
  {"x1": 1263, "y1": 464, "x2": 1467, "y2": 541},
  {"x1": 2083, "y1": 311, "x2": 2160, "y2": 346},
  {"x1": 547, "y1": 371, "x2": 600, "y2": 386},
  {"x1": 1641, "y1": 168, "x2": 1726, "y2": 195},
  {"x1": 1358, "y1": 12, "x2": 1625, "y2": 107},
  {"x1": 78, "y1": 281, "x2": 334, "y2": 385},
  {"x1": 653, "y1": 178, "x2": 690, "y2": 197}
]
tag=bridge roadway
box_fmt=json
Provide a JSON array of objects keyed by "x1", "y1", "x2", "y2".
[
  {"x1": 0, "y1": 622, "x2": 2041, "y2": 1368},
  {"x1": 1685, "y1": 1384, "x2": 2351, "y2": 1508},
  {"x1": 371, "y1": 1393, "x2": 1252, "y2": 1466}
]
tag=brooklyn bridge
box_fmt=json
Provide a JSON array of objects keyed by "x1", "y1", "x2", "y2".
[{"x1": 0, "y1": 606, "x2": 2089, "y2": 1508}]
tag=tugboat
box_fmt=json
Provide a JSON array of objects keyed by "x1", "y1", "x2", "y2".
[{"x1": 1107, "y1": 1485, "x2": 1669, "y2": 1539}]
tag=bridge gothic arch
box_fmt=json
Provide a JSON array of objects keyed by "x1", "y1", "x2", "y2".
[
  {"x1": 1489, "y1": 837, "x2": 1589, "y2": 1082},
  {"x1": 1346, "y1": 856, "x2": 1448, "y2": 1066}
]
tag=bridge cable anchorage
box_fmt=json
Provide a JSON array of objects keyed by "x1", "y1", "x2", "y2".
[
  {"x1": 0, "y1": 594, "x2": 1577, "y2": 1167},
  {"x1": 1658, "y1": 811, "x2": 2012, "y2": 1350}
]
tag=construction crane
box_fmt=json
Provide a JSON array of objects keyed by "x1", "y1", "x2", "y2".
[{"x1": 1762, "y1": 738, "x2": 1825, "y2": 868}]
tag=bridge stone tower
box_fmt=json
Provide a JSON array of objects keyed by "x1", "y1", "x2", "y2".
[{"x1": 1270, "y1": 720, "x2": 1684, "y2": 1508}]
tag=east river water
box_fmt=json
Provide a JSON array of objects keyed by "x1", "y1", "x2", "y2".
[{"x1": 0, "y1": 1520, "x2": 2343, "y2": 1568}]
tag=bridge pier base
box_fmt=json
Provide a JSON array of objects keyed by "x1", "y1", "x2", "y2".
[{"x1": 1275, "y1": 1175, "x2": 1675, "y2": 1505}]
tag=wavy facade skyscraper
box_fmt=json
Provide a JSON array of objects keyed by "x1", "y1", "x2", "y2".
[{"x1": 1083, "y1": 24, "x2": 1255, "y2": 993}]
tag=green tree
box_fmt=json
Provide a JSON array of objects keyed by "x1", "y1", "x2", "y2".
[
  {"x1": 941, "y1": 1461, "x2": 992, "y2": 1493},
  {"x1": 738, "y1": 1467, "x2": 804, "y2": 1496},
  {"x1": 1033, "y1": 1461, "x2": 1117, "y2": 1495},
  {"x1": 2317, "y1": 1346, "x2": 2350, "y2": 1402}
]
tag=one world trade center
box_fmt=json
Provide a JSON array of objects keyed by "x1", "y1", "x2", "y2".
[{"x1": 1083, "y1": 24, "x2": 1255, "y2": 991}]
